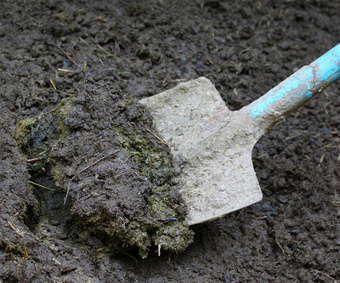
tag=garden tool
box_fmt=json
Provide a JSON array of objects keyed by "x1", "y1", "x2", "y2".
[{"x1": 140, "y1": 44, "x2": 340, "y2": 225}]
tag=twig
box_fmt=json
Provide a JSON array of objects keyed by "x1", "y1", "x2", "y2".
[
  {"x1": 146, "y1": 128, "x2": 168, "y2": 146},
  {"x1": 50, "y1": 78, "x2": 56, "y2": 90},
  {"x1": 7, "y1": 221, "x2": 25, "y2": 238},
  {"x1": 311, "y1": 269, "x2": 337, "y2": 282},
  {"x1": 58, "y1": 68, "x2": 74, "y2": 73},
  {"x1": 7, "y1": 222, "x2": 29, "y2": 257},
  {"x1": 26, "y1": 157, "x2": 43, "y2": 163},
  {"x1": 28, "y1": 180, "x2": 56, "y2": 191},
  {"x1": 77, "y1": 150, "x2": 120, "y2": 175},
  {"x1": 246, "y1": 214, "x2": 267, "y2": 220},
  {"x1": 276, "y1": 241, "x2": 285, "y2": 254},
  {"x1": 63, "y1": 181, "x2": 71, "y2": 205},
  {"x1": 121, "y1": 251, "x2": 138, "y2": 269},
  {"x1": 94, "y1": 16, "x2": 108, "y2": 23},
  {"x1": 96, "y1": 43, "x2": 118, "y2": 57},
  {"x1": 158, "y1": 244, "x2": 162, "y2": 256},
  {"x1": 64, "y1": 150, "x2": 120, "y2": 205},
  {"x1": 23, "y1": 242, "x2": 29, "y2": 257},
  {"x1": 78, "y1": 37, "x2": 89, "y2": 45},
  {"x1": 56, "y1": 45, "x2": 79, "y2": 66}
]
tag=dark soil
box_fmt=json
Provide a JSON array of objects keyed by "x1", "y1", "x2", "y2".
[{"x1": 1, "y1": 0, "x2": 339, "y2": 282}]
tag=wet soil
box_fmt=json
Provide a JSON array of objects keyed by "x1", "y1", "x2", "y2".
[{"x1": 1, "y1": 0, "x2": 340, "y2": 282}]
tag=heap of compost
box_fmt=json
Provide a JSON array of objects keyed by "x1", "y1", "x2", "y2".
[{"x1": 16, "y1": 80, "x2": 194, "y2": 258}]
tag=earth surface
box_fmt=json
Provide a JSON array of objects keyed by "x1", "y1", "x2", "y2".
[{"x1": 1, "y1": 0, "x2": 340, "y2": 282}]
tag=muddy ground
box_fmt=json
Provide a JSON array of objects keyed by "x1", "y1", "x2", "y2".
[{"x1": 1, "y1": 0, "x2": 340, "y2": 282}]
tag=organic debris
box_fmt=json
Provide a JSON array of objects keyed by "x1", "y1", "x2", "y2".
[{"x1": 15, "y1": 82, "x2": 193, "y2": 258}]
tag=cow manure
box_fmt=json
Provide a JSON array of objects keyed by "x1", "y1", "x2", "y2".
[{"x1": 15, "y1": 85, "x2": 193, "y2": 258}]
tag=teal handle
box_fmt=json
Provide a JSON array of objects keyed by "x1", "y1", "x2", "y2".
[{"x1": 244, "y1": 44, "x2": 340, "y2": 127}]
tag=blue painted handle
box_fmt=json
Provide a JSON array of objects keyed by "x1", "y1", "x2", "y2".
[{"x1": 245, "y1": 44, "x2": 340, "y2": 128}]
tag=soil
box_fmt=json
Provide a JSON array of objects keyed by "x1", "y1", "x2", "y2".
[{"x1": 1, "y1": 0, "x2": 339, "y2": 282}]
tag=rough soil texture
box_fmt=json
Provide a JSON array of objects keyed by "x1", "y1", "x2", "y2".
[{"x1": 1, "y1": 0, "x2": 340, "y2": 282}]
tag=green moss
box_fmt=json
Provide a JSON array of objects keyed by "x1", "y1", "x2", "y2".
[
  {"x1": 0, "y1": 241, "x2": 28, "y2": 258},
  {"x1": 155, "y1": 222, "x2": 194, "y2": 253},
  {"x1": 49, "y1": 163, "x2": 64, "y2": 188},
  {"x1": 15, "y1": 97, "x2": 73, "y2": 170},
  {"x1": 80, "y1": 214, "x2": 153, "y2": 258},
  {"x1": 115, "y1": 127, "x2": 172, "y2": 186},
  {"x1": 15, "y1": 117, "x2": 37, "y2": 150},
  {"x1": 145, "y1": 185, "x2": 177, "y2": 219}
]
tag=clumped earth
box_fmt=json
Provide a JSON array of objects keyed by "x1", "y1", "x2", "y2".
[
  {"x1": 1, "y1": 0, "x2": 339, "y2": 282},
  {"x1": 15, "y1": 83, "x2": 193, "y2": 259}
]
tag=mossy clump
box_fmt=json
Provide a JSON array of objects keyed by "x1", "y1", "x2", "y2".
[
  {"x1": 77, "y1": 183, "x2": 193, "y2": 259},
  {"x1": 14, "y1": 88, "x2": 194, "y2": 258},
  {"x1": 115, "y1": 127, "x2": 172, "y2": 186},
  {"x1": 15, "y1": 97, "x2": 73, "y2": 170}
]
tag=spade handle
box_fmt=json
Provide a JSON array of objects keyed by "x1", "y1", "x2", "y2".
[{"x1": 244, "y1": 44, "x2": 340, "y2": 130}]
